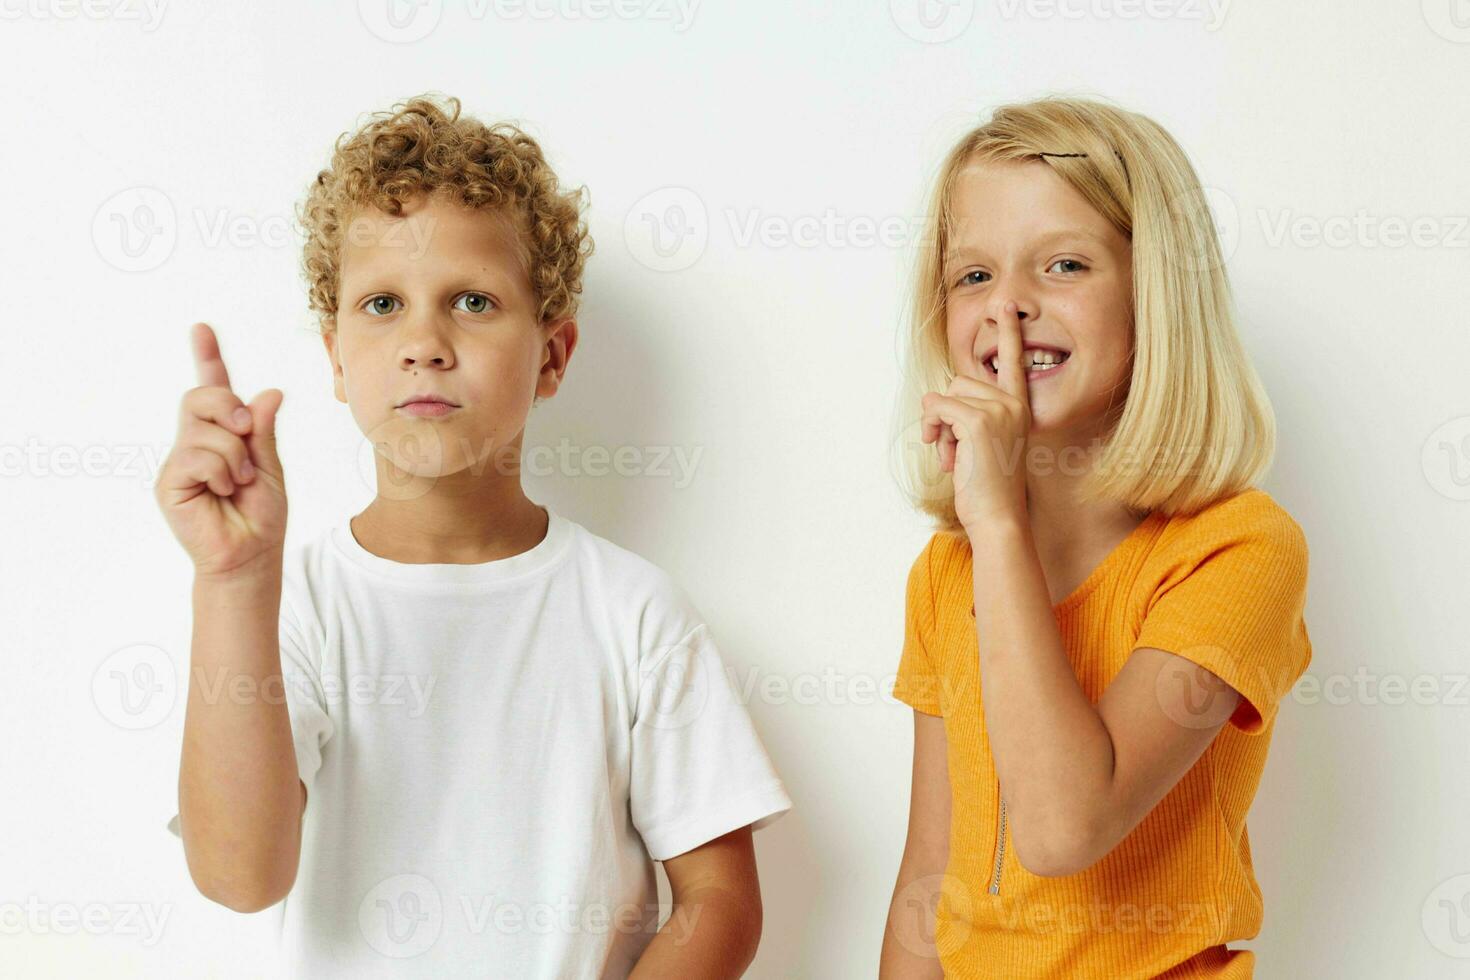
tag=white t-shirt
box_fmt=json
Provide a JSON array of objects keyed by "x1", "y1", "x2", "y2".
[{"x1": 166, "y1": 507, "x2": 792, "y2": 978}]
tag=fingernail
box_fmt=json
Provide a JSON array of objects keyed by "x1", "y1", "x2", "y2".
[
  {"x1": 241, "y1": 459, "x2": 255, "y2": 480},
  {"x1": 233, "y1": 408, "x2": 251, "y2": 428}
]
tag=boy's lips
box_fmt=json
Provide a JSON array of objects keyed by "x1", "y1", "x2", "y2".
[
  {"x1": 396, "y1": 394, "x2": 460, "y2": 417},
  {"x1": 399, "y1": 401, "x2": 457, "y2": 418}
]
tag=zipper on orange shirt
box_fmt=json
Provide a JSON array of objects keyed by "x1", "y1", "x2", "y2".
[{"x1": 989, "y1": 787, "x2": 1007, "y2": 895}]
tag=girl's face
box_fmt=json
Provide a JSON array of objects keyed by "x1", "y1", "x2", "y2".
[{"x1": 943, "y1": 159, "x2": 1134, "y2": 441}]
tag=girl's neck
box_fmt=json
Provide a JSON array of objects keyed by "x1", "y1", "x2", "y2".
[{"x1": 1021, "y1": 433, "x2": 1150, "y2": 583}]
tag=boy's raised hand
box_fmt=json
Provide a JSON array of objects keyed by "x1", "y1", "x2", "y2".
[{"x1": 156, "y1": 322, "x2": 288, "y2": 576}]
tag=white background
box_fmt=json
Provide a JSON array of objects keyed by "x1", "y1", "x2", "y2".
[{"x1": 3, "y1": 1, "x2": 1469, "y2": 977}]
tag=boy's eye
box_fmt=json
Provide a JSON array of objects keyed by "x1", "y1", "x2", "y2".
[
  {"x1": 454, "y1": 292, "x2": 495, "y2": 314},
  {"x1": 359, "y1": 293, "x2": 497, "y2": 316},
  {"x1": 1049, "y1": 258, "x2": 1087, "y2": 274},
  {"x1": 364, "y1": 295, "x2": 400, "y2": 316}
]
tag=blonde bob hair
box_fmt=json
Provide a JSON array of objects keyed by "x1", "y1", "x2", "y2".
[{"x1": 895, "y1": 96, "x2": 1276, "y2": 532}]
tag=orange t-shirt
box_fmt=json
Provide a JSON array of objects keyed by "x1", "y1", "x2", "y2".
[{"x1": 892, "y1": 488, "x2": 1311, "y2": 979}]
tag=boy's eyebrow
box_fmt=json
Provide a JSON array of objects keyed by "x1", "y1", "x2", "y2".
[
  {"x1": 341, "y1": 273, "x2": 511, "y2": 298},
  {"x1": 944, "y1": 227, "x2": 1111, "y2": 266}
]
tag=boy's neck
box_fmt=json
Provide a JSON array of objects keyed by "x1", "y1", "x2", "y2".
[{"x1": 350, "y1": 485, "x2": 549, "y2": 566}]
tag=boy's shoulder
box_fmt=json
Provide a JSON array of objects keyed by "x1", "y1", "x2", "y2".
[
  {"x1": 280, "y1": 510, "x2": 709, "y2": 650},
  {"x1": 561, "y1": 515, "x2": 707, "y2": 642}
]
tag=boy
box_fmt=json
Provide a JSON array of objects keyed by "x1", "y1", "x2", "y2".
[{"x1": 158, "y1": 94, "x2": 791, "y2": 978}]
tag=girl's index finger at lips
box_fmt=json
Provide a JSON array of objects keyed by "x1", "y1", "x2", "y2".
[
  {"x1": 191, "y1": 322, "x2": 233, "y2": 391},
  {"x1": 998, "y1": 301, "x2": 1027, "y2": 402}
]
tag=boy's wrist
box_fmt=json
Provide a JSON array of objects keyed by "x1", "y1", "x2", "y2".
[{"x1": 192, "y1": 548, "x2": 285, "y2": 593}]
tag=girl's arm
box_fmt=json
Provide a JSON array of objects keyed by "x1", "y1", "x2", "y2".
[
  {"x1": 923, "y1": 304, "x2": 1242, "y2": 879},
  {"x1": 880, "y1": 711, "x2": 950, "y2": 979},
  {"x1": 969, "y1": 516, "x2": 1239, "y2": 877},
  {"x1": 629, "y1": 826, "x2": 763, "y2": 978}
]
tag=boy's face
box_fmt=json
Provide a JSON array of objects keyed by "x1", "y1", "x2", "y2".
[
  {"x1": 324, "y1": 190, "x2": 576, "y2": 485},
  {"x1": 942, "y1": 158, "x2": 1134, "y2": 443}
]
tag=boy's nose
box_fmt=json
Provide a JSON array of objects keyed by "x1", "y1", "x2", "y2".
[
  {"x1": 397, "y1": 322, "x2": 455, "y2": 369},
  {"x1": 398, "y1": 340, "x2": 455, "y2": 369}
]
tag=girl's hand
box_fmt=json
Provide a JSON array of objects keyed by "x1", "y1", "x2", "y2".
[
  {"x1": 920, "y1": 301, "x2": 1032, "y2": 533},
  {"x1": 155, "y1": 322, "x2": 288, "y2": 578}
]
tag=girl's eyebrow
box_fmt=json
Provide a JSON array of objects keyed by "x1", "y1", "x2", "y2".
[{"x1": 944, "y1": 227, "x2": 1110, "y2": 266}]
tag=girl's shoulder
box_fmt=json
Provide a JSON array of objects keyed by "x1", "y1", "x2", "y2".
[
  {"x1": 1150, "y1": 486, "x2": 1309, "y2": 571},
  {"x1": 914, "y1": 526, "x2": 973, "y2": 581},
  {"x1": 905, "y1": 528, "x2": 975, "y2": 624}
]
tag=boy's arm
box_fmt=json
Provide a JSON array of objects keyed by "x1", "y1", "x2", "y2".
[
  {"x1": 628, "y1": 826, "x2": 762, "y2": 979},
  {"x1": 178, "y1": 560, "x2": 306, "y2": 913},
  {"x1": 158, "y1": 322, "x2": 299, "y2": 913}
]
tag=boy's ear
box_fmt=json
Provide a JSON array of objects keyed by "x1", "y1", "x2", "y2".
[
  {"x1": 322, "y1": 327, "x2": 348, "y2": 404},
  {"x1": 535, "y1": 317, "x2": 578, "y2": 401}
]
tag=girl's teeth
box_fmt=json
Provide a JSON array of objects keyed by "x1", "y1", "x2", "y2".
[{"x1": 987, "y1": 352, "x2": 1069, "y2": 373}]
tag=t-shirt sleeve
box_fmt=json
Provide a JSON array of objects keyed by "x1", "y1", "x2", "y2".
[
  {"x1": 629, "y1": 611, "x2": 792, "y2": 862},
  {"x1": 166, "y1": 589, "x2": 335, "y2": 839},
  {"x1": 891, "y1": 535, "x2": 945, "y2": 716},
  {"x1": 1133, "y1": 500, "x2": 1312, "y2": 735}
]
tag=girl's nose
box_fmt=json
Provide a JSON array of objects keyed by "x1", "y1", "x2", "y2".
[{"x1": 988, "y1": 297, "x2": 1034, "y2": 326}]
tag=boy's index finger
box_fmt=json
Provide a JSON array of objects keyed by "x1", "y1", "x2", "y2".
[{"x1": 190, "y1": 322, "x2": 233, "y2": 390}]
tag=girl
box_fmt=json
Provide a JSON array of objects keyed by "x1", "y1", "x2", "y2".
[{"x1": 880, "y1": 97, "x2": 1312, "y2": 979}]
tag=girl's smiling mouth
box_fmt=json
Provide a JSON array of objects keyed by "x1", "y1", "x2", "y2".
[{"x1": 981, "y1": 344, "x2": 1071, "y2": 379}]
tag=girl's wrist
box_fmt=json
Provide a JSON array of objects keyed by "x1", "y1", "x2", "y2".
[{"x1": 962, "y1": 505, "x2": 1030, "y2": 544}]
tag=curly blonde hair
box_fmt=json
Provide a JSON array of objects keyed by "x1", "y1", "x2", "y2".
[{"x1": 297, "y1": 93, "x2": 593, "y2": 332}]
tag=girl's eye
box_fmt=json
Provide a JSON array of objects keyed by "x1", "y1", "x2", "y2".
[
  {"x1": 364, "y1": 295, "x2": 400, "y2": 316},
  {"x1": 955, "y1": 270, "x2": 989, "y2": 288},
  {"x1": 454, "y1": 293, "x2": 495, "y2": 314},
  {"x1": 1049, "y1": 258, "x2": 1087, "y2": 274}
]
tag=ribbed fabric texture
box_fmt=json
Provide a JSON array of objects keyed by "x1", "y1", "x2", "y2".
[{"x1": 892, "y1": 488, "x2": 1311, "y2": 979}]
